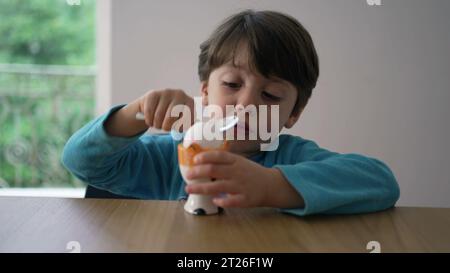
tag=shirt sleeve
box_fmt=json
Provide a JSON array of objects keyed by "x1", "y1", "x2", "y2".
[
  {"x1": 273, "y1": 136, "x2": 400, "y2": 216},
  {"x1": 61, "y1": 105, "x2": 181, "y2": 199}
]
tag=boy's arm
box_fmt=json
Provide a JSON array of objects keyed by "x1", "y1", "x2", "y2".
[
  {"x1": 104, "y1": 99, "x2": 148, "y2": 137},
  {"x1": 61, "y1": 105, "x2": 178, "y2": 199},
  {"x1": 62, "y1": 89, "x2": 193, "y2": 199},
  {"x1": 104, "y1": 89, "x2": 194, "y2": 137},
  {"x1": 272, "y1": 137, "x2": 400, "y2": 216}
]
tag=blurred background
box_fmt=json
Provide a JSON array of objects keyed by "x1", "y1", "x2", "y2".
[
  {"x1": 0, "y1": 0, "x2": 95, "y2": 197},
  {"x1": 0, "y1": 0, "x2": 449, "y2": 208}
]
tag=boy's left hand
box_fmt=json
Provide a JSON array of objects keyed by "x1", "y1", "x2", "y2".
[{"x1": 184, "y1": 150, "x2": 303, "y2": 208}]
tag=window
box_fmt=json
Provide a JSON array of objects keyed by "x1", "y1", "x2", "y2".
[{"x1": 0, "y1": 0, "x2": 95, "y2": 193}]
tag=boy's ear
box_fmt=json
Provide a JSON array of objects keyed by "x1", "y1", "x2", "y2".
[
  {"x1": 285, "y1": 108, "x2": 303, "y2": 129},
  {"x1": 200, "y1": 81, "x2": 208, "y2": 106}
]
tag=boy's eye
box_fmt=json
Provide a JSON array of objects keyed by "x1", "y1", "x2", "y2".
[
  {"x1": 262, "y1": 91, "x2": 281, "y2": 101},
  {"x1": 222, "y1": 81, "x2": 242, "y2": 89}
]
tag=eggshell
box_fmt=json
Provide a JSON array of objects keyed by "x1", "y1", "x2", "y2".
[{"x1": 183, "y1": 119, "x2": 225, "y2": 149}]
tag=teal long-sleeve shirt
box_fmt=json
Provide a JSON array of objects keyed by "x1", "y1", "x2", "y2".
[{"x1": 61, "y1": 105, "x2": 400, "y2": 216}]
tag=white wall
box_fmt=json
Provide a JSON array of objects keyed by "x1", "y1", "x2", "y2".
[{"x1": 97, "y1": 0, "x2": 450, "y2": 208}]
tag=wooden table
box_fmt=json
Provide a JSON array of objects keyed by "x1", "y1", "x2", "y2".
[{"x1": 1, "y1": 196, "x2": 449, "y2": 253}]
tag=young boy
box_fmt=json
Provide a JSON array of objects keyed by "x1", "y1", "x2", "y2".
[{"x1": 62, "y1": 10, "x2": 399, "y2": 216}]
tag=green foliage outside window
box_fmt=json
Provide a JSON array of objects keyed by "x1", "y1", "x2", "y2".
[{"x1": 0, "y1": 0, "x2": 96, "y2": 188}]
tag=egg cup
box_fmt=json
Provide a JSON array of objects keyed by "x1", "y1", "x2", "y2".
[{"x1": 178, "y1": 141, "x2": 228, "y2": 215}]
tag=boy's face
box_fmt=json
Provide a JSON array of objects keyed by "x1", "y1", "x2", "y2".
[{"x1": 200, "y1": 47, "x2": 301, "y2": 156}]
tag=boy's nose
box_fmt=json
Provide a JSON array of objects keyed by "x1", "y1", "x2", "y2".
[
  {"x1": 236, "y1": 90, "x2": 259, "y2": 109},
  {"x1": 235, "y1": 97, "x2": 258, "y2": 121}
]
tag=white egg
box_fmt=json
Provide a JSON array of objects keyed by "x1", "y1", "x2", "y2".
[{"x1": 183, "y1": 118, "x2": 230, "y2": 149}]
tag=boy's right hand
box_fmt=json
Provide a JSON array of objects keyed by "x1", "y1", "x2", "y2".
[
  {"x1": 137, "y1": 89, "x2": 195, "y2": 131},
  {"x1": 105, "y1": 89, "x2": 194, "y2": 137}
]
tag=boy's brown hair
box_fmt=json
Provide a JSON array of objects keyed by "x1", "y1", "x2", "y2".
[{"x1": 198, "y1": 9, "x2": 319, "y2": 114}]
